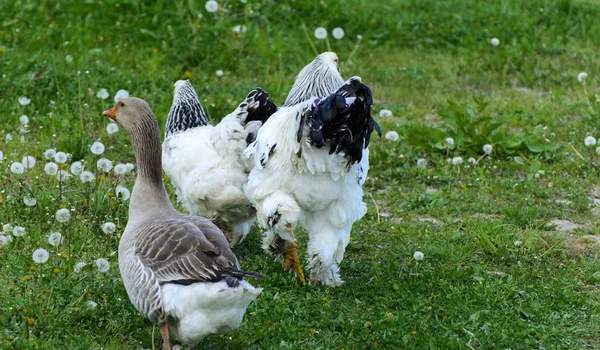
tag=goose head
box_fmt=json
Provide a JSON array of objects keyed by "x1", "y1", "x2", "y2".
[{"x1": 103, "y1": 97, "x2": 155, "y2": 132}]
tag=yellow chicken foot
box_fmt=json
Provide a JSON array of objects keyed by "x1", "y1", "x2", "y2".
[{"x1": 283, "y1": 242, "x2": 305, "y2": 284}]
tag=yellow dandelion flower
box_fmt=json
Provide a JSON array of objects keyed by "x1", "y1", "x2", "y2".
[
  {"x1": 53, "y1": 268, "x2": 60, "y2": 274},
  {"x1": 59, "y1": 203, "x2": 66, "y2": 208},
  {"x1": 480, "y1": 260, "x2": 485, "y2": 265},
  {"x1": 107, "y1": 192, "x2": 114, "y2": 197},
  {"x1": 460, "y1": 183, "x2": 468, "y2": 191},
  {"x1": 29, "y1": 265, "x2": 35, "y2": 271},
  {"x1": 411, "y1": 330, "x2": 417, "y2": 335},
  {"x1": 100, "y1": 175, "x2": 106, "y2": 181},
  {"x1": 427, "y1": 306, "x2": 432, "y2": 311},
  {"x1": 61, "y1": 253, "x2": 67, "y2": 259},
  {"x1": 184, "y1": 71, "x2": 193, "y2": 78},
  {"x1": 25, "y1": 275, "x2": 32, "y2": 282},
  {"x1": 27, "y1": 317, "x2": 35, "y2": 325},
  {"x1": 321, "y1": 297, "x2": 327, "y2": 301},
  {"x1": 76, "y1": 215, "x2": 82, "y2": 220},
  {"x1": 152, "y1": 47, "x2": 159, "y2": 53},
  {"x1": 23, "y1": 309, "x2": 28, "y2": 314},
  {"x1": 0, "y1": 48, "x2": 6, "y2": 54},
  {"x1": 36, "y1": 241, "x2": 40, "y2": 246},
  {"x1": 364, "y1": 321, "x2": 371, "y2": 327},
  {"x1": 309, "y1": 328, "x2": 319, "y2": 335},
  {"x1": 385, "y1": 312, "x2": 393, "y2": 317},
  {"x1": 60, "y1": 163, "x2": 68, "y2": 168}
]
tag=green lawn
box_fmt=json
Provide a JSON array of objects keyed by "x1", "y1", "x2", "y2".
[{"x1": 1, "y1": 0, "x2": 600, "y2": 348}]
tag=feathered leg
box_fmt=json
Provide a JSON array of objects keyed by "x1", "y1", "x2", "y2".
[
  {"x1": 160, "y1": 322, "x2": 171, "y2": 350},
  {"x1": 305, "y1": 219, "x2": 352, "y2": 287}
]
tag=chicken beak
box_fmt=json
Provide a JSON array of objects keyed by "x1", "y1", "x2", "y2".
[{"x1": 102, "y1": 106, "x2": 117, "y2": 121}]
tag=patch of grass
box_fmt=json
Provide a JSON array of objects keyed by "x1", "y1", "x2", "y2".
[{"x1": 1, "y1": 0, "x2": 600, "y2": 349}]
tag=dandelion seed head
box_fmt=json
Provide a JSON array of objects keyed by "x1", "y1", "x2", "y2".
[
  {"x1": 18, "y1": 96, "x2": 31, "y2": 106},
  {"x1": 0, "y1": 150, "x2": 3, "y2": 161},
  {"x1": 101, "y1": 222, "x2": 116, "y2": 234},
  {"x1": 96, "y1": 88, "x2": 109, "y2": 100},
  {"x1": 116, "y1": 186, "x2": 130, "y2": 201},
  {"x1": 483, "y1": 144, "x2": 493, "y2": 154},
  {"x1": 379, "y1": 109, "x2": 393, "y2": 117},
  {"x1": 106, "y1": 123, "x2": 119, "y2": 134},
  {"x1": 80, "y1": 171, "x2": 95, "y2": 183},
  {"x1": 21, "y1": 156, "x2": 36, "y2": 169},
  {"x1": 86, "y1": 300, "x2": 98, "y2": 310},
  {"x1": 452, "y1": 156, "x2": 463, "y2": 165},
  {"x1": 468, "y1": 157, "x2": 476, "y2": 164},
  {"x1": 205, "y1": 0, "x2": 219, "y2": 12},
  {"x1": 215, "y1": 70, "x2": 224, "y2": 77},
  {"x1": 65, "y1": 55, "x2": 73, "y2": 63},
  {"x1": 0, "y1": 235, "x2": 9, "y2": 246},
  {"x1": 48, "y1": 232, "x2": 63, "y2": 246},
  {"x1": 584, "y1": 136, "x2": 596, "y2": 146},
  {"x1": 13, "y1": 226, "x2": 26, "y2": 237},
  {"x1": 55, "y1": 208, "x2": 71, "y2": 223},
  {"x1": 445, "y1": 137, "x2": 455, "y2": 146},
  {"x1": 19, "y1": 115, "x2": 29, "y2": 125},
  {"x1": 54, "y1": 152, "x2": 68, "y2": 164},
  {"x1": 125, "y1": 163, "x2": 135, "y2": 172},
  {"x1": 114, "y1": 89, "x2": 129, "y2": 103},
  {"x1": 417, "y1": 158, "x2": 427, "y2": 168},
  {"x1": 514, "y1": 240, "x2": 522, "y2": 247},
  {"x1": 114, "y1": 163, "x2": 127, "y2": 175},
  {"x1": 71, "y1": 161, "x2": 83, "y2": 175},
  {"x1": 332, "y1": 27, "x2": 345, "y2": 39},
  {"x1": 44, "y1": 162, "x2": 58, "y2": 175},
  {"x1": 97, "y1": 158, "x2": 113, "y2": 173},
  {"x1": 57, "y1": 170, "x2": 70, "y2": 181},
  {"x1": 23, "y1": 196, "x2": 37, "y2": 207},
  {"x1": 314, "y1": 27, "x2": 327, "y2": 39},
  {"x1": 413, "y1": 251, "x2": 424, "y2": 260},
  {"x1": 11, "y1": 162, "x2": 24, "y2": 174},
  {"x1": 96, "y1": 258, "x2": 110, "y2": 273},
  {"x1": 74, "y1": 261, "x2": 87, "y2": 273},
  {"x1": 2, "y1": 224, "x2": 13, "y2": 234},
  {"x1": 385, "y1": 131, "x2": 399, "y2": 142},
  {"x1": 6, "y1": 133, "x2": 12, "y2": 141},
  {"x1": 44, "y1": 148, "x2": 56, "y2": 160},
  {"x1": 490, "y1": 37, "x2": 500, "y2": 46},
  {"x1": 32, "y1": 248, "x2": 49, "y2": 264},
  {"x1": 577, "y1": 72, "x2": 588, "y2": 83},
  {"x1": 232, "y1": 25, "x2": 247, "y2": 33},
  {"x1": 91, "y1": 141, "x2": 105, "y2": 155}
]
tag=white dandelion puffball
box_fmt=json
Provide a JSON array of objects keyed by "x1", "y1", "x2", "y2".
[
  {"x1": 18, "y1": 96, "x2": 31, "y2": 106},
  {"x1": 33, "y1": 248, "x2": 49, "y2": 264},
  {"x1": 96, "y1": 258, "x2": 110, "y2": 273},
  {"x1": 22, "y1": 156, "x2": 36, "y2": 169},
  {"x1": 205, "y1": 0, "x2": 218, "y2": 12},
  {"x1": 54, "y1": 151, "x2": 68, "y2": 164},
  {"x1": 6, "y1": 133, "x2": 13, "y2": 141},
  {"x1": 65, "y1": 55, "x2": 73, "y2": 63},
  {"x1": 44, "y1": 162, "x2": 58, "y2": 175},
  {"x1": 483, "y1": 144, "x2": 493, "y2": 155},
  {"x1": 48, "y1": 232, "x2": 63, "y2": 246},
  {"x1": 379, "y1": 109, "x2": 393, "y2": 117},
  {"x1": 19, "y1": 115, "x2": 29, "y2": 125},
  {"x1": 232, "y1": 25, "x2": 247, "y2": 33},
  {"x1": 114, "y1": 163, "x2": 127, "y2": 175},
  {"x1": 13, "y1": 226, "x2": 26, "y2": 237},
  {"x1": 85, "y1": 300, "x2": 98, "y2": 310},
  {"x1": 80, "y1": 171, "x2": 95, "y2": 183},
  {"x1": 71, "y1": 161, "x2": 83, "y2": 175},
  {"x1": 468, "y1": 157, "x2": 476, "y2": 164},
  {"x1": 0, "y1": 235, "x2": 9, "y2": 246},
  {"x1": 452, "y1": 156, "x2": 463, "y2": 165},
  {"x1": 96, "y1": 88, "x2": 109, "y2": 100},
  {"x1": 490, "y1": 37, "x2": 500, "y2": 46},
  {"x1": 514, "y1": 240, "x2": 522, "y2": 247},
  {"x1": 23, "y1": 196, "x2": 37, "y2": 207},
  {"x1": 74, "y1": 261, "x2": 87, "y2": 273},
  {"x1": 584, "y1": 136, "x2": 596, "y2": 146},
  {"x1": 445, "y1": 137, "x2": 455, "y2": 146},
  {"x1": 97, "y1": 158, "x2": 113, "y2": 173},
  {"x1": 116, "y1": 186, "x2": 130, "y2": 201},
  {"x1": 101, "y1": 222, "x2": 116, "y2": 234},
  {"x1": 577, "y1": 72, "x2": 588, "y2": 83},
  {"x1": 11, "y1": 162, "x2": 24, "y2": 174},
  {"x1": 596, "y1": 146, "x2": 600, "y2": 155},
  {"x1": 114, "y1": 89, "x2": 129, "y2": 103},
  {"x1": 125, "y1": 163, "x2": 135, "y2": 172},
  {"x1": 3, "y1": 224, "x2": 13, "y2": 234},
  {"x1": 413, "y1": 251, "x2": 424, "y2": 261},
  {"x1": 57, "y1": 170, "x2": 70, "y2": 181},
  {"x1": 0, "y1": 151, "x2": 3, "y2": 161},
  {"x1": 332, "y1": 27, "x2": 345, "y2": 40},
  {"x1": 44, "y1": 148, "x2": 56, "y2": 160},
  {"x1": 55, "y1": 208, "x2": 71, "y2": 223},
  {"x1": 91, "y1": 141, "x2": 105, "y2": 155},
  {"x1": 106, "y1": 123, "x2": 119, "y2": 134},
  {"x1": 215, "y1": 70, "x2": 224, "y2": 77},
  {"x1": 314, "y1": 27, "x2": 327, "y2": 39},
  {"x1": 385, "y1": 131, "x2": 399, "y2": 142},
  {"x1": 357, "y1": 34, "x2": 363, "y2": 40},
  {"x1": 417, "y1": 158, "x2": 427, "y2": 168}
]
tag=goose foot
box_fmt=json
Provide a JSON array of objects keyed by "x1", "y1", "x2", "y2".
[
  {"x1": 160, "y1": 322, "x2": 171, "y2": 350},
  {"x1": 283, "y1": 242, "x2": 305, "y2": 284}
]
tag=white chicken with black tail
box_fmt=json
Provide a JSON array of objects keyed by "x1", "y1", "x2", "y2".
[
  {"x1": 244, "y1": 75, "x2": 381, "y2": 287},
  {"x1": 162, "y1": 80, "x2": 277, "y2": 247}
]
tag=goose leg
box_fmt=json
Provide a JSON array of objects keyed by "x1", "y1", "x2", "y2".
[
  {"x1": 160, "y1": 322, "x2": 171, "y2": 350},
  {"x1": 282, "y1": 226, "x2": 305, "y2": 284}
]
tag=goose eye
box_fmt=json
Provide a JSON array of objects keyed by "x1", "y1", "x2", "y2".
[{"x1": 119, "y1": 102, "x2": 125, "y2": 107}]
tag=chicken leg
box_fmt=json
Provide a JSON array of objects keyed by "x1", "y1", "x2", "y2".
[{"x1": 282, "y1": 226, "x2": 305, "y2": 283}]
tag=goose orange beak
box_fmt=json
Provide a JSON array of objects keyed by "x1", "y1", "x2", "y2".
[{"x1": 103, "y1": 107, "x2": 117, "y2": 120}]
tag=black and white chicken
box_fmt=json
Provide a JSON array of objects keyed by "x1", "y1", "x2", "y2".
[
  {"x1": 162, "y1": 80, "x2": 277, "y2": 246},
  {"x1": 244, "y1": 55, "x2": 381, "y2": 286}
]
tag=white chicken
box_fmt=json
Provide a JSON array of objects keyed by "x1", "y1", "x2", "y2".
[
  {"x1": 162, "y1": 80, "x2": 277, "y2": 246},
  {"x1": 244, "y1": 57, "x2": 381, "y2": 285}
]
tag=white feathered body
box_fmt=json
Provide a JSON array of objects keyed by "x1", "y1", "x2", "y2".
[
  {"x1": 244, "y1": 103, "x2": 369, "y2": 286},
  {"x1": 162, "y1": 113, "x2": 261, "y2": 244},
  {"x1": 162, "y1": 280, "x2": 261, "y2": 345}
]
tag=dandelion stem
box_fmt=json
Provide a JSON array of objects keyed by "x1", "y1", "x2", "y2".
[
  {"x1": 325, "y1": 35, "x2": 332, "y2": 52},
  {"x1": 78, "y1": 72, "x2": 85, "y2": 133},
  {"x1": 346, "y1": 36, "x2": 362, "y2": 66},
  {"x1": 569, "y1": 144, "x2": 586, "y2": 161},
  {"x1": 582, "y1": 81, "x2": 595, "y2": 114},
  {"x1": 368, "y1": 192, "x2": 380, "y2": 224},
  {"x1": 301, "y1": 23, "x2": 319, "y2": 56}
]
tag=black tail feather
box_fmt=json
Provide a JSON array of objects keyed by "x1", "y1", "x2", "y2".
[{"x1": 244, "y1": 88, "x2": 278, "y2": 125}]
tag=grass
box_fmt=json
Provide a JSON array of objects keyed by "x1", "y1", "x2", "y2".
[{"x1": 1, "y1": 0, "x2": 600, "y2": 348}]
